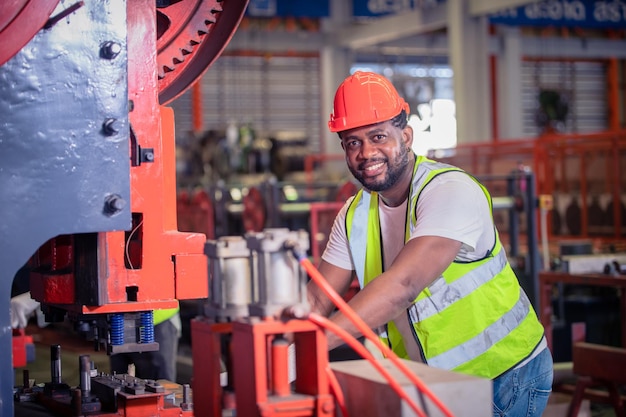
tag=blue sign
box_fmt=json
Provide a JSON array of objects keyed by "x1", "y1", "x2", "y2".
[
  {"x1": 246, "y1": 0, "x2": 330, "y2": 17},
  {"x1": 489, "y1": 1, "x2": 626, "y2": 29},
  {"x1": 245, "y1": 0, "x2": 625, "y2": 27},
  {"x1": 353, "y1": 0, "x2": 442, "y2": 18}
]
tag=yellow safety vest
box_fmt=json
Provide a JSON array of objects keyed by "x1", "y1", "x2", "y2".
[
  {"x1": 153, "y1": 305, "x2": 179, "y2": 326},
  {"x1": 345, "y1": 155, "x2": 545, "y2": 379}
]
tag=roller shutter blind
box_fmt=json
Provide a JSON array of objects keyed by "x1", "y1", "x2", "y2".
[
  {"x1": 170, "y1": 54, "x2": 321, "y2": 152},
  {"x1": 521, "y1": 60, "x2": 608, "y2": 137}
]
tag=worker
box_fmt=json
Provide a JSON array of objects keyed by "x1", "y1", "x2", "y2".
[
  {"x1": 308, "y1": 71, "x2": 553, "y2": 416},
  {"x1": 109, "y1": 307, "x2": 181, "y2": 382},
  {"x1": 11, "y1": 293, "x2": 181, "y2": 382},
  {"x1": 10, "y1": 292, "x2": 41, "y2": 329},
  {"x1": 10, "y1": 264, "x2": 45, "y2": 329}
]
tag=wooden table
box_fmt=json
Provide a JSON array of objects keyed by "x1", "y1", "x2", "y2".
[{"x1": 538, "y1": 271, "x2": 626, "y2": 350}]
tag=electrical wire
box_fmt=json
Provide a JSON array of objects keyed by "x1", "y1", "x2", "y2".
[
  {"x1": 325, "y1": 363, "x2": 349, "y2": 417},
  {"x1": 292, "y1": 250, "x2": 455, "y2": 417},
  {"x1": 125, "y1": 218, "x2": 143, "y2": 269},
  {"x1": 309, "y1": 313, "x2": 427, "y2": 417}
]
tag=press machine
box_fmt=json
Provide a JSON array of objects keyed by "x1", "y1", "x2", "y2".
[{"x1": 0, "y1": 1, "x2": 247, "y2": 415}]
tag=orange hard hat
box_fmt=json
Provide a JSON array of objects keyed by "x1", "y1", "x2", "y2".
[{"x1": 328, "y1": 71, "x2": 410, "y2": 133}]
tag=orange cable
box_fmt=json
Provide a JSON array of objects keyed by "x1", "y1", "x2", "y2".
[
  {"x1": 309, "y1": 313, "x2": 427, "y2": 417},
  {"x1": 124, "y1": 218, "x2": 144, "y2": 270},
  {"x1": 299, "y1": 257, "x2": 455, "y2": 417},
  {"x1": 324, "y1": 363, "x2": 349, "y2": 417}
]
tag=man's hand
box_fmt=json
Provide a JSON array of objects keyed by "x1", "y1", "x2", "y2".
[{"x1": 10, "y1": 292, "x2": 40, "y2": 329}]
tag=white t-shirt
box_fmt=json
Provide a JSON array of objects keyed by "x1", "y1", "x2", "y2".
[{"x1": 322, "y1": 171, "x2": 496, "y2": 273}]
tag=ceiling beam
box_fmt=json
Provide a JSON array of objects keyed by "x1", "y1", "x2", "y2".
[
  {"x1": 334, "y1": 4, "x2": 447, "y2": 49},
  {"x1": 336, "y1": 0, "x2": 538, "y2": 50},
  {"x1": 469, "y1": 0, "x2": 537, "y2": 16}
]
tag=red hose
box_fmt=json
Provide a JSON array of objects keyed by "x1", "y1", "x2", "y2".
[
  {"x1": 309, "y1": 313, "x2": 427, "y2": 417},
  {"x1": 300, "y1": 257, "x2": 455, "y2": 417},
  {"x1": 325, "y1": 364, "x2": 349, "y2": 417}
]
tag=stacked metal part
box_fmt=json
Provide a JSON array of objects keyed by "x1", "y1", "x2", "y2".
[
  {"x1": 204, "y1": 228, "x2": 310, "y2": 320},
  {"x1": 193, "y1": 228, "x2": 329, "y2": 417}
]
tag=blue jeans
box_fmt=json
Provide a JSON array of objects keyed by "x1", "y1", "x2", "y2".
[{"x1": 492, "y1": 347, "x2": 554, "y2": 417}]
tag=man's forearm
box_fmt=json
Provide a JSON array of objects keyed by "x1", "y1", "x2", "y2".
[{"x1": 324, "y1": 275, "x2": 414, "y2": 350}]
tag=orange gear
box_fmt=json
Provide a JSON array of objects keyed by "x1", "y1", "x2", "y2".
[
  {"x1": 0, "y1": 0, "x2": 60, "y2": 66},
  {"x1": 156, "y1": 0, "x2": 248, "y2": 105},
  {"x1": 328, "y1": 71, "x2": 410, "y2": 133}
]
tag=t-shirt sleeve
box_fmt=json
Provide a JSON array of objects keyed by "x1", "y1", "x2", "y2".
[
  {"x1": 320, "y1": 198, "x2": 355, "y2": 271},
  {"x1": 410, "y1": 171, "x2": 494, "y2": 254}
]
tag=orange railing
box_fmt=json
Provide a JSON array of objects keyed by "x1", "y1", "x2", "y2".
[
  {"x1": 435, "y1": 130, "x2": 626, "y2": 245},
  {"x1": 177, "y1": 130, "x2": 625, "y2": 251}
]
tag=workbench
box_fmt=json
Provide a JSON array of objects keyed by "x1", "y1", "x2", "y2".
[{"x1": 539, "y1": 271, "x2": 626, "y2": 350}]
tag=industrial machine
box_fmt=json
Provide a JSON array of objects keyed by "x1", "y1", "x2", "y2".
[{"x1": 0, "y1": 1, "x2": 247, "y2": 415}]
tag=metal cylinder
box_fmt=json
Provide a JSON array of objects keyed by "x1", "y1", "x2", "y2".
[
  {"x1": 246, "y1": 228, "x2": 309, "y2": 317},
  {"x1": 22, "y1": 370, "x2": 29, "y2": 388},
  {"x1": 79, "y1": 355, "x2": 91, "y2": 395},
  {"x1": 492, "y1": 196, "x2": 516, "y2": 210},
  {"x1": 271, "y1": 337, "x2": 290, "y2": 397},
  {"x1": 205, "y1": 235, "x2": 252, "y2": 319},
  {"x1": 50, "y1": 344, "x2": 62, "y2": 385},
  {"x1": 268, "y1": 251, "x2": 298, "y2": 304}
]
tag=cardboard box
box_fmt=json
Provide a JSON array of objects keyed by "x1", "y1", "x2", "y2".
[{"x1": 330, "y1": 359, "x2": 492, "y2": 417}]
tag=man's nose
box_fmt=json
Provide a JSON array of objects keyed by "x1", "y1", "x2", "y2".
[{"x1": 359, "y1": 140, "x2": 377, "y2": 159}]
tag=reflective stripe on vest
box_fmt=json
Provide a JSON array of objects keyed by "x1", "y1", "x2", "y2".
[
  {"x1": 408, "y1": 249, "x2": 507, "y2": 321},
  {"x1": 422, "y1": 286, "x2": 532, "y2": 370},
  {"x1": 346, "y1": 156, "x2": 544, "y2": 378},
  {"x1": 347, "y1": 190, "x2": 373, "y2": 289}
]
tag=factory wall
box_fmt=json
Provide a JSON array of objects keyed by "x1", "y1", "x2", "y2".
[{"x1": 169, "y1": 5, "x2": 626, "y2": 245}]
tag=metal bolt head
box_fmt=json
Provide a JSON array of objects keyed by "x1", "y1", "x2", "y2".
[
  {"x1": 102, "y1": 118, "x2": 118, "y2": 136},
  {"x1": 104, "y1": 194, "x2": 126, "y2": 216},
  {"x1": 100, "y1": 41, "x2": 122, "y2": 60}
]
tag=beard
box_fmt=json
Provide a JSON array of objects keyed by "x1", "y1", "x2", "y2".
[{"x1": 349, "y1": 145, "x2": 410, "y2": 192}]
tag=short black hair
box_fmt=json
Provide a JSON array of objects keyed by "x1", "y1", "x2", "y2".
[
  {"x1": 391, "y1": 110, "x2": 408, "y2": 130},
  {"x1": 337, "y1": 109, "x2": 409, "y2": 139}
]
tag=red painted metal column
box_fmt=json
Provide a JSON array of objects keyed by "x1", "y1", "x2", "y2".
[{"x1": 192, "y1": 81, "x2": 203, "y2": 134}]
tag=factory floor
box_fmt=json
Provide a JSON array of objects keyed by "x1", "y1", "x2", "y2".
[{"x1": 13, "y1": 322, "x2": 621, "y2": 417}]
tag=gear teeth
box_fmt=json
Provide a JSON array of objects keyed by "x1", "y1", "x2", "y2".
[
  {"x1": 158, "y1": 64, "x2": 175, "y2": 80},
  {"x1": 162, "y1": 60, "x2": 176, "y2": 71},
  {"x1": 157, "y1": 0, "x2": 228, "y2": 85},
  {"x1": 181, "y1": 42, "x2": 194, "y2": 55},
  {"x1": 171, "y1": 50, "x2": 185, "y2": 64},
  {"x1": 189, "y1": 26, "x2": 205, "y2": 43}
]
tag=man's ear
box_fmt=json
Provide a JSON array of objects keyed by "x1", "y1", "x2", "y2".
[{"x1": 402, "y1": 125, "x2": 414, "y2": 150}]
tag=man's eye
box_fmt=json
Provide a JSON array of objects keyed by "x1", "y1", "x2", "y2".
[{"x1": 373, "y1": 135, "x2": 385, "y2": 142}]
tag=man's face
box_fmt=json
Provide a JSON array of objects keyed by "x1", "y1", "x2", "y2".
[{"x1": 340, "y1": 121, "x2": 412, "y2": 192}]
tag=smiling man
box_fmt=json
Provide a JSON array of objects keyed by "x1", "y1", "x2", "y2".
[{"x1": 307, "y1": 71, "x2": 553, "y2": 417}]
